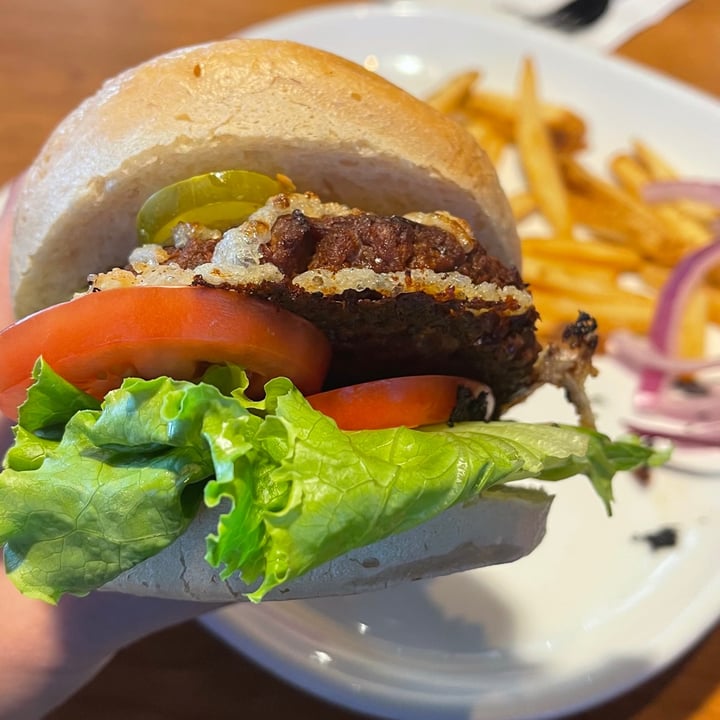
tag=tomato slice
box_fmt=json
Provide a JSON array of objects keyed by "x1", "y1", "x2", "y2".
[
  {"x1": 0, "y1": 286, "x2": 331, "y2": 421},
  {"x1": 307, "y1": 375, "x2": 492, "y2": 431}
]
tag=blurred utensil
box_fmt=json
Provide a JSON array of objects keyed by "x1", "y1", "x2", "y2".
[{"x1": 528, "y1": 0, "x2": 611, "y2": 31}]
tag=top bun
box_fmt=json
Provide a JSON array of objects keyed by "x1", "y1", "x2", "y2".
[{"x1": 10, "y1": 38, "x2": 519, "y2": 318}]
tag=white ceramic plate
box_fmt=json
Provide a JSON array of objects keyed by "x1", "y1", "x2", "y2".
[{"x1": 199, "y1": 4, "x2": 720, "y2": 720}]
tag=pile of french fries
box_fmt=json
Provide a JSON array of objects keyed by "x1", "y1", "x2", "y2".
[{"x1": 426, "y1": 59, "x2": 720, "y2": 356}]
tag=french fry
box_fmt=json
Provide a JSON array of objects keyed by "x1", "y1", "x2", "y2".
[
  {"x1": 566, "y1": 191, "x2": 687, "y2": 263},
  {"x1": 640, "y1": 263, "x2": 720, "y2": 326},
  {"x1": 610, "y1": 153, "x2": 649, "y2": 194},
  {"x1": 515, "y1": 58, "x2": 573, "y2": 239},
  {"x1": 666, "y1": 195, "x2": 720, "y2": 226},
  {"x1": 632, "y1": 140, "x2": 676, "y2": 180},
  {"x1": 635, "y1": 252, "x2": 708, "y2": 359},
  {"x1": 707, "y1": 285, "x2": 720, "y2": 325},
  {"x1": 425, "y1": 70, "x2": 480, "y2": 114},
  {"x1": 633, "y1": 140, "x2": 720, "y2": 225},
  {"x1": 611, "y1": 152, "x2": 713, "y2": 250},
  {"x1": 522, "y1": 255, "x2": 618, "y2": 297},
  {"x1": 678, "y1": 285, "x2": 708, "y2": 359},
  {"x1": 461, "y1": 115, "x2": 508, "y2": 166},
  {"x1": 531, "y1": 287, "x2": 655, "y2": 338},
  {"x1": 561, "y1": 157, "x2": 676, "y2": 261},
  {"x1": 637, "y1": 261, "x2": 670, "y2": 290},
  {"x1": 649, "y1": 201, "x2": 712, "y2": 251},
  {"x1": 424, "y1": 58, "x2": 719, "y2": 356},
  {"x1": 522, "y1": 236, "x2": 641, "y2": 271},
  {"x1": 509, "y1": 192, "x2": 537, "y2": 222},
  {"x1": 464, "y1": 90, "x2": 586, "y2": 152}
]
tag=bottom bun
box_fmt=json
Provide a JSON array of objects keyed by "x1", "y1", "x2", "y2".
[{"x1": 101, "y1": 486, "x2": 553, "y2": 602}]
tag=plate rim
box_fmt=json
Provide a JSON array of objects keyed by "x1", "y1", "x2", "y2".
[{"x1": 238, "y1": 1, "x2": 720, "y2": 114}]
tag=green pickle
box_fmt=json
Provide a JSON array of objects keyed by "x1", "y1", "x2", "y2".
[{"x1": 136, "y1": 170, "x2": 286, "y2": 245}]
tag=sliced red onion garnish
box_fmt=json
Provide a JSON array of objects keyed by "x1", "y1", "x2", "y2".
[
  {"x1": 607, "y1": 236, "x2": 720, "y2": 445},
  {"x1": 607, "y1": 330, "x2": 720, "y2": 376},
  {"x1": 640, "y1": 238, "x2": 720, "y2": 400},
  {"x1": 626, "y1": 415, "x2": 720, "y2": 448},
  {"x1": 642, "y1": 180, "x2": 720, "y2": 206}
]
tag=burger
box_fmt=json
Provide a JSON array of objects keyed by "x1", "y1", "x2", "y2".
[{"x1": 0, "y1": 39, "x2": 664, "y2": 604}]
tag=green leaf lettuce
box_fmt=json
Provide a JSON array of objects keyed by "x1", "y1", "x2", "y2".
[{"x1": 0, "y1": 361, "x2": 669, "y2": 603}]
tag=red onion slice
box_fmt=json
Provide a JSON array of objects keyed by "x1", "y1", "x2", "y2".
[
  {"x1": 642, "y1": 180, "x2": 720, "y2": 206},
  {"x1": 607, "y1": 236, "x2": 720, "y2": 445},
  {"x1": 638, "y1": 238, "x2": 720, "y2": 401},
  {"x1": 607, "y1": 329, "x2": 720, "y2": 380},
  {"x1": 626, "y1": 415, "x2": 720, "y2": 447}
]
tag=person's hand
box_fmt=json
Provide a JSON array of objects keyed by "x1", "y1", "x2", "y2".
[
  {"x1": 0, "y1": 557, "x2": 219, "y2": 719},
  {"x1": 0, "y1": 175, "x2": 22, "y2": 327}
]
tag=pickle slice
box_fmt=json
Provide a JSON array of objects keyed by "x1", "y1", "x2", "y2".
[{"x1": 136, "y1": 170, "x2": 286, "y2": 245}]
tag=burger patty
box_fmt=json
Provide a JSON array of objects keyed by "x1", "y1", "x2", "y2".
[
  {"x1": 172, "y1": 212, "x2": 537, "y2": 412},
  {"x1": 264, "y1": 211, "x2": 524, "y2": 287},
  {"x1": 245, "y1": 281, "x2": 540, "y2": 413},
  {"x1": 165, "y1": 211, "x2": 523, "y2": 288},
  {"x1": 95, "y1": 195, "x2": 540, "y2": 412}
]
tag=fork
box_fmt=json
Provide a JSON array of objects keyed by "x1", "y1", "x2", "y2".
[{"x1": 528, "y1": 0, "x2": 611, "y2": 31}]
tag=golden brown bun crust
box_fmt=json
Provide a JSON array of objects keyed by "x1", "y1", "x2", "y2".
[{"x1": 11, "y1": 38, "x2": 519, "y2": 318}]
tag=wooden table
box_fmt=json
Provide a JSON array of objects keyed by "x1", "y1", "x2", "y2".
[{"x1": 1, "y1": 0, "x2": 718, "y2": 718}]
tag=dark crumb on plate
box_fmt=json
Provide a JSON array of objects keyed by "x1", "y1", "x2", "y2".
[
  {"x1": 632, "y1": 435, "x2": 656, "y2": 486},
  {"x1": 633, "y1": 463, "x2": 652, "y2": 486},
  {"x1": 673, "y1": 377, "x2": 709, "y2": 396},
  {"x1": 633, "y1": 526, "x2": 679, "y2": 551}
]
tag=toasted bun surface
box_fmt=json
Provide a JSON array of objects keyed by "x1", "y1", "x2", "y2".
[
  {"x1": 102, "y1": 487, "x2": 551, "y2": 602},
  {"x1": 11, "y1": 38, "x2": 519, "y2": 318}
]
